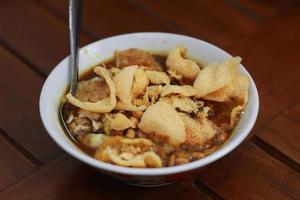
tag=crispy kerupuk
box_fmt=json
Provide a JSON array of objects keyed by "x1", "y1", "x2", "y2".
[{"x1": 62, "y1": 47, "x2": 249, "y2": 168}]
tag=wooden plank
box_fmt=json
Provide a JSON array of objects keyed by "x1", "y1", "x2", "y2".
[
  {"x1": 0, "y1": 133, "x2": 36, "y2": 191},
  {"x1": 235, "y1": 0, "x2": 299, "y2": 19},
  {"x1": 258, "y1": 103, "x2": 300, "y2": 165},
  {"x1": 0, "y1": 45, "x2": 62, "y2": 163},
  {"x1": 131, "y1": 0, "x2": 259, "y2": 47},
  {"x1": 225, "y1": 7, "x2": 300, "y2": 129},
  {"x1": 197, "y1": 142, "x2": 300, "y2": 200},
  {"x1": 0, "y1": 0, "x2": 92, "y2": 76},
  {"x1": 38, "y1": 0, "x2": 177, "y2": 37},
  {"x1": 284, "y1": 103, "x2": 300, "y2": 122},
  {"x1": 0, "y1": 155, "x2": 212, "y2": 200}
]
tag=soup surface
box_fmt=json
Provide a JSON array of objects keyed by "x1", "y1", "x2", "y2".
[{"x1": 62, "y1": 47, "x2": 249, "y2": 168}]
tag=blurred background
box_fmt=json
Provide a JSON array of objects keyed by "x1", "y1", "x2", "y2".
[{"x1": 0, "y1": 1, "x2": 299, "y2": 199}]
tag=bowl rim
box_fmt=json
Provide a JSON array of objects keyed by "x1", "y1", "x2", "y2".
[{"x1": 40, "y1": 32, "x2": 259, "y2": 176}]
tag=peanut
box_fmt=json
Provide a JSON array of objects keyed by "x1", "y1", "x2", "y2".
[
  {"x1": 126, "y1": 128, "x2": 136, "y2": 139},
  {"x1": 168, "y1": 154, "x2": 176, "y2": 167},
  {"x1": 174, "y1": 157, "x2": 189, "y2": 166}
]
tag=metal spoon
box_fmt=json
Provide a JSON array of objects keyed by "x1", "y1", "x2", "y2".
[{"x1": 60, "y1": 0, "x2": 82, "y2": 143}]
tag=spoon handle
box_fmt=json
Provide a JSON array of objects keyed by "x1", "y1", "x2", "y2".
[{"x1": 69, "y1": 0, "x2": 82, "y2": 95}]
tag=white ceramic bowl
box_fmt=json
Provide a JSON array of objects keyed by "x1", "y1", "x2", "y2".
[{"x1": 40, "y1": 32, "x2": 259, "y2": 186}]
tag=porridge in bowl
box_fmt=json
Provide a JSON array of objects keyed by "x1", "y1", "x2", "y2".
[{"x1": 61, "y1": 46, "x2": 249, "y2": 168}]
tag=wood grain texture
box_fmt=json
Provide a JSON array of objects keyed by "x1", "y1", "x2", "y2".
[
  {"x1": 235, "y1": 0, "x2": 299, "y2": 19},
  {"x1": 0, "y1": 45, "x2": 62, "y2": 163},
  {"x1": 0, "y1": 0, "x2": 92, "y2": 76},
  {"x1": 284, "y1": 102, "x2": 300, "y2": 122},
  {"x1": 197, "y1": 143, "x2": 300, "y2": 200},
  {"x1": 0, "y1": 0, "x2": 299, "y2": 199},
  {"x1": 0, "y1": 155, "x2": 213, "y2": 200},
  {"x1": 258, "y1": 103, "x2": 300, "y2": 165},
  {"x1": 0, "y1": 134, "x2": 36, "y2": 191},
  {"x1": 226, "y1": 7, "x2": 300, "y2": 130},
  {"x1": 38, "y1": 0, "x2": 177, "y2": 38},
  {"x1": 132, "y1": 0, "x2": 259, "y2": 47}
]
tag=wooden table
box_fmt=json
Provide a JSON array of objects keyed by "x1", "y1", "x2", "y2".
[{"x1": 1, "y1": 1, "x2": 300, "y2": 199}]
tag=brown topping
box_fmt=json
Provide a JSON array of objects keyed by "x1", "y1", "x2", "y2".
[
  {"x1": 117, "y1": 48, "x2": 163, "y2": 71},
  {"x1": 75, "y1": 77, "x2": 110, "y2": 103}
]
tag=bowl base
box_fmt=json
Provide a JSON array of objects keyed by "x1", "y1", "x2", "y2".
[{"x1": 124, "y1": 181, "x2": 175, "y2": 187}]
